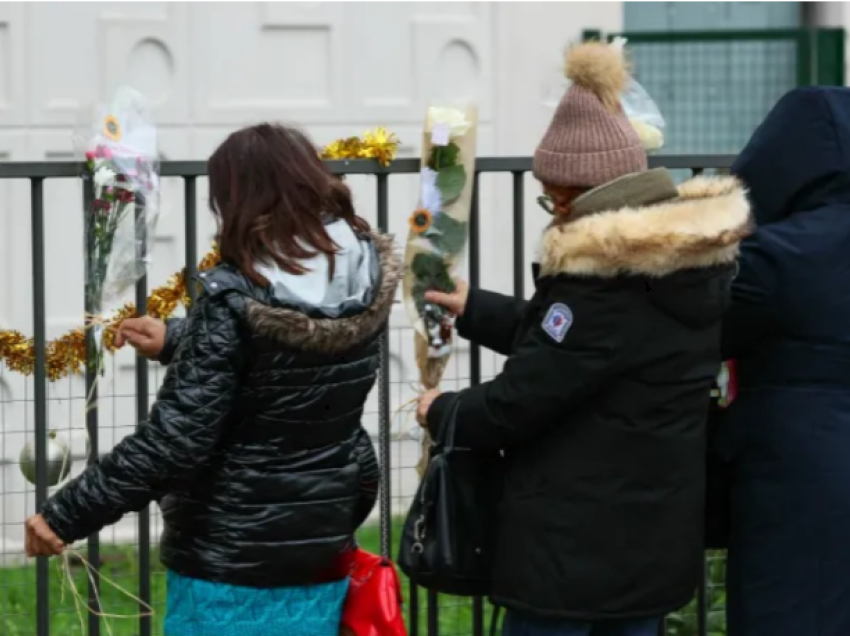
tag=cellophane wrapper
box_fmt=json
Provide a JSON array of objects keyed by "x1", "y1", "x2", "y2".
[
  {"x1": 609, "y1": 37, "x2": 667, "y2": 152},
  {"x1": 74, "y1": 86, "x2": 161, "y2": 325},
  {"x1": 621, "y1": 76, "x2": 666, "y2": 153},
  {"x1": 402, "y1": 102, "x2": 478, "y2": 478},
  {"x1": 402, "y1": 102, "x2": 479, "y2": 359}
]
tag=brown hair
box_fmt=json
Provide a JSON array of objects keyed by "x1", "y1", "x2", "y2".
[
  {"x1": 544, "y1": 184, "x2": 591, "y2": 220},
  {"x1": 207, "y1": 123, "x2": 370, "y2": 285}
]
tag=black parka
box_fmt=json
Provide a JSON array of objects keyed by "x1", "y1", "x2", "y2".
[
  {"x1": 42, "y1": 232, "x2": 401, "y2": 588},
  {"x1": 427, "y1": 171, "x2": 751, "y2": 620}
]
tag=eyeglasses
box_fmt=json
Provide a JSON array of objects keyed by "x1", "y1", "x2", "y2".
[{"x1": 537, "y1": 195, "x2": 555, "y2": 215}]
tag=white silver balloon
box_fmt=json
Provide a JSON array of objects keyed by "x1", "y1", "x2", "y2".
[{"x1": 19, "y1": 431, "x2": 72, "y2": 487}]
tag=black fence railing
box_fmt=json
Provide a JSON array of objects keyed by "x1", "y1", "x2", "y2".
[{"x1": 0, "y1": 155, "x2": 736, "y2": 636}]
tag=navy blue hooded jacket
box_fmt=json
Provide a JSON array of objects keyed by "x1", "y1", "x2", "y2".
[{"x1": 721, "y1": 86, "x2": 850, "y2": 636}]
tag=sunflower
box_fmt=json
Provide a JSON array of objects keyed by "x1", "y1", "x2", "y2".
[
  {"x1": 409, "y1": 208, "x2": 433, "y2": 234},
  {"x1": 103, "y1": 115, "x2": 122, "y2": 142}
]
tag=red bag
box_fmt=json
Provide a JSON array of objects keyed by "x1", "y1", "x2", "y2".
[{"x1": 341, "y1": 548, "x2": 407, "y2": 636}]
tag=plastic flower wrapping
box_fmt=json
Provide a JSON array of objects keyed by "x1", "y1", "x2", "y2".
[
  {"x1": 74, "y1": 86, "x2": 161, "y2": 369},
  {"x1": 609, "y1": 37, "x2": 667, "y2": 152},
  {"x1": 402, "y1": 102, "x2": 478, "y2": 477},
  {"x1": 403, "y1": 103, "x2": 478, "y2": 359}
]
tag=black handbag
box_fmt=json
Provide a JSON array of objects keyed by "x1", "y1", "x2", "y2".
[{"x1": 398, "y1": 395, "x2": 504, "y2": 597}]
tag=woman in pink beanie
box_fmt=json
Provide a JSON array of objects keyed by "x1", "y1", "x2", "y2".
[{"x1": 417, "y1": 41, "x2": 751, "y2": 636}]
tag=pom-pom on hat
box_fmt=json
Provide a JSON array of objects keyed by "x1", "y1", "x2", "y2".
[{"x1": 533, "y1": 41, "x2": 648, "y2": 189}]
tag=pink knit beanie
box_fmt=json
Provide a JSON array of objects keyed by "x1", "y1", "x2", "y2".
[{"x1": 533, "y1": 41, "x2": 647, "y2": 188}]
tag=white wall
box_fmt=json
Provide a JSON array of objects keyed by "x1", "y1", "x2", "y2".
[{"x1": 0, "y1": 1, "x2": 623, "y2": 556}]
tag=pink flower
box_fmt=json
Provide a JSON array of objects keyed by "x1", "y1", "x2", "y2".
[
  {"x1": 92, "y1": 199, "x2": 112, "y2": 213},
  {"x1": 85, "y1": 150, "x2": 96, "y2": 162}
]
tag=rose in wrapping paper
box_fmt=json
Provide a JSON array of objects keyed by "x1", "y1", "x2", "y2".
[{"x1": 401, "y1": 103, "x2": 478, "y2": 477}]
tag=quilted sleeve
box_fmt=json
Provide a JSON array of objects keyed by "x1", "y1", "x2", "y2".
[
  {"x1": 157, "y1": 317, "x2": 189, "y2": 365},
  {"x1": 41, "y1": 292, "x2": 243, "y2": 544}
]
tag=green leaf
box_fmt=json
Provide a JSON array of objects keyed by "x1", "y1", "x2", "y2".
[
  {"x1": 427, "y1": 142, "x2": 460, "y2": 171},
  {"x1": 428, "y1": 212, "x2": 468, "y2": 256},
  {"x1": 410, "y1": 252, "x2": 456, "y2": 316},
  {"x1": 436, "y1": 164, "x2": 467, "y2": 206},
  {"x1": 410, "y1": 252, "x2": 454, "y2": 287}
]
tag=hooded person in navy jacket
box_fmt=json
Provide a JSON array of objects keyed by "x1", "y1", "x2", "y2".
[{"x1": 720, "y1": 86, "x2": 850, "y2": 636}]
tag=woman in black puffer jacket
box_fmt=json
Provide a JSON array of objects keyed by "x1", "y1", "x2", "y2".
[{"x1": 24, "y1": 123, "x2": 401, "y2": 636}]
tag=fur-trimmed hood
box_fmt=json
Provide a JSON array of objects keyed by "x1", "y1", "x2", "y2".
[
  {"x1": 539, "y1": 174, "x2": 752, "y2": 278},
  {"x1": 243, "y1": 232, "x2": 401, "y2": 353}
]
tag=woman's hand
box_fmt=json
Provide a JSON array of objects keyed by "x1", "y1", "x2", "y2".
[
  {"x1": 424, "y1": 279, "x2": 469, "y2": 317},
  {"x1": 416, "y1": 389, "x2": 442, "y2": 427},
  {"x1": 24, "y1": 514, "x2": 65, "y2": 557},
  {"x1": 115, "y1": 316, "x2": 166, "y2": 358}
]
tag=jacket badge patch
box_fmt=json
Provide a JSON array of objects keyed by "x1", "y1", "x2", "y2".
[{"x1": 542, "y1": 303, "x2": 573, "y2": 343}]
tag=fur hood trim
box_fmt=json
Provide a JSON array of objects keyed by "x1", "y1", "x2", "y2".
[
  {"x1": 539, "y1": 176, "x2": 752, "y2": 278},
  {"x1": 245, "y1": 232, "x2": 401, "y2": 352}
]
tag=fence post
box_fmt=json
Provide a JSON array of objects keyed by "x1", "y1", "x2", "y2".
[
  {"x1": 31, "y1": 176, "x2": 50, "y2": 636},
  {"x1": 814, "y1": 28, "x2": 847, "y2": 85},
  {"x1": 83, "y1": 174, "x2": 102, "y2": 636},
  {"x1": 135, "y1": 191, "x2": 152, "y2": 636}
]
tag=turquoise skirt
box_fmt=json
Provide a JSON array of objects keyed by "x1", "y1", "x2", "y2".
[{"x1": 164, "y1": 570, "x2": 348, "y2": 636}]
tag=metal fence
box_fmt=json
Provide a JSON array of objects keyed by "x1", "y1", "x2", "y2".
[
  {"x1": 583, "y1": 28, "x2": 845, "y2": 155},
  {"x1": 0, "y1": 155, "x2": 736, "y2": 636}
]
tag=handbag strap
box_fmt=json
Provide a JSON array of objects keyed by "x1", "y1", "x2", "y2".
[
  {"x1": 434, "y1": 393, "x2": 461, "y2": 453},
  {"x1": 409, "y1": 395, "x2": 461, "y2": 557}
]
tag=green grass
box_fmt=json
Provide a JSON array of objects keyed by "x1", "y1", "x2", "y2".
[{"x1": 0, "y1": 520, "x2": 493, "y2": 636}]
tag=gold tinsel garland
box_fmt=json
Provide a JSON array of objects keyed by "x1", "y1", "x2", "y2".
[
  {"x1": 319, "y1": 127, "x2": 399, "y2": 166},
  {"x1": 0, "y1": 128, "x2": 399, "y2": 381}
]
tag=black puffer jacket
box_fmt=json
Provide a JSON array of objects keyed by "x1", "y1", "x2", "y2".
[
  {"x1": 42, "y1": 231, "x2": 401, "y2": 587},
  {"x1": 427, "y1": 170, "x2": 750, "y2": 619}
]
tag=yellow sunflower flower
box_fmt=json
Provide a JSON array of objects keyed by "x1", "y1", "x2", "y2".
[
  {"x1": 409, "y1": 209, "x2": 433, "y2": 234},
  {"x1": 103, "y1": 115, "x2": 122, "y2": 142}
]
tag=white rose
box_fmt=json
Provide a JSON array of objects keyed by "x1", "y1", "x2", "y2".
[
  {"x1": 94, "y1": 166, "x2": 117, "y2": 191},
  {"x1": 427, "y1": 107, "x2": 471, "y2": 139},
  {"x1": 630, "y1": 119, "x2": 664, "y2": 152}
]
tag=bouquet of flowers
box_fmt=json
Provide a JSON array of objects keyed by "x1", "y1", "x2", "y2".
[
  {"x1": 76, "y1": 87, "x2": 161, "y2": 371},
  {"x1": 17, "y1": 88, "x2": 160, "y2": 489},
  {"x1": 402, "y1": 103, "x2": 478, "y2": 475}
]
